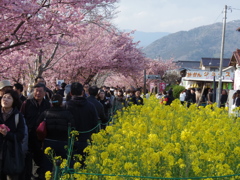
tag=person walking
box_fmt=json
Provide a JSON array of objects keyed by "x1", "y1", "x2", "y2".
[
  {"x1": 125, "y1": 89, "x2": 137, "y2": 106},
  {"x1": 0, "y1": 80, "x2": 13, "y2": 102},
  {"x1": 0, "y1": 90, "x2": 25, "y2": 180},
  {"x1": 97, "y1": 89, "x2": 111, "y2": 121},
  {"x1": 13, "y1": 83, "x2": 27, "y2": 107},
  {"x1": 179, "y1": 89, "x2": 186, "y2": 105},
  {"x1": 65, "y1": 82, "x2": 98, "y2": 166},
  {"x1": 195, "y1": 88, "x2": 201, "y2": 104},
  {"x1": 37, "y1": 94, "x2": 74, "y2": 174},
  {"x1": 185, "y1": 89, "x2": 193, "y2": 108},
  {"x1": 135, "y1": 89, "x2": 143, "y2": 105},
  {"x1": 220, "y1": 89, "x2": 228, "y2": 108},
  {"x1": 87, "y1": 86, "x2": 107, "y2": 129},
  {"x1": 190, "y1": 88, "x2": 196, "y2": 103},
  {"x1": 20, "y1": 83, "x2": 51, "y2": 180},
  {"x1": 113, "y1": 89, "x2": 126, "y2": 113}
]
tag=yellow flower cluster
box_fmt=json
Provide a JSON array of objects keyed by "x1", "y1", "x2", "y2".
[
  {"x1": 45, "y1": 171, "x2": 52, "y2": 180},
  {"x1": 80, "y1": 97, "x2": 240, "y2": 179},
  {"x1": 44, "y1": 147, "x2": 53, "y2": 155},
  {"x1": 70, "y1": 130, "x2": 80, "y2": 136}
]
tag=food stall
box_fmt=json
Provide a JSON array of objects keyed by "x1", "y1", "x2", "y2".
[{"x1": 180, "y1": 68, "x2": 234, "y2": 90}]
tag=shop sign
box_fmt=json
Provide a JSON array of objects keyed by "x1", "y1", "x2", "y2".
[
  {"x1": 159, "y1": 83, "x2": 166, "y2": 92},
  {"x1": 184, "y1": 70, "x2": 233, "y2": 81},
  {"x1": 146, "y1": 75, "x2": 161, "y2": 79}
]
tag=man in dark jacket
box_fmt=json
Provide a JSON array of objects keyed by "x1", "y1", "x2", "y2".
[
  {"x1": 191, "y1": 88, "x2": 196, "y2": 103},
  {"x1": 20, "y1": 83, "x2": 51, "y2": 180},
  {"x1": 126, "y1": 89, "x2": 137, "y2": 106},
  {"x1": 165, "y1": 89, "x2": 174, "y2": 105},
  {"x1": 135, "y1": 89, "x2": 143, "y2": 105},
  {"x1": 66, "y1": 82, "x2": 98, "y2": 158},
  {"x1": 87, "y1": 86, "x2": 108, "y2": 129},
  {"x1": 58, "y1": 82, "x2": 66, "y2": 97},
  {"x1": 13, "y1": 83, "x2": 27, "y2": 106}
]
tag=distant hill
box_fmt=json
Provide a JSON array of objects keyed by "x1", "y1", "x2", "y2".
[
  {"x1": 124, "y1": 30, "x2": 169, "y2": 47},
  {"x1": 143, "y1": 20, "x2": 240, "y2": 61}
]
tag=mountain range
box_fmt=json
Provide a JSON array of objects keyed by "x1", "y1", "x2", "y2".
[
  {"x1": 125, "y1": 30, "x2": 169, "y2": 47},
  {"x1": 142, "y1": 20, "x2": 240, "y2": 61}
]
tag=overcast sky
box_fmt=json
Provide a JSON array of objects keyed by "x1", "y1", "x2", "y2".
[{"x1": 113, "y1": 0, "x2": 240, "y2": 33}]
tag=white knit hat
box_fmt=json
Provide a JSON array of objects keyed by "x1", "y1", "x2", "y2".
[{"x1": 0, "y1": 80, "x2": 12, "y2": 90}]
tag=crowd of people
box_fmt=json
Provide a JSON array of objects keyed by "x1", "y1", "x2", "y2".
[
  {"x1": 0, "y1": 77, "x2": 144, "y2": 180},
  {"x1": 158, "y1": 87, "x2": 239, "y2": 108},
  {"x1": 1, "y1": 76, "x2": 239, "y2": 180}
]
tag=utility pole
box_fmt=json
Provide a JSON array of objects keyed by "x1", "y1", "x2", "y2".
[
  {"x1": 143, "y1": 69, "x2": 146, "y2": 95},
  {"x1": 217, "y1": 5, "x2": 227, "y2": 107}
]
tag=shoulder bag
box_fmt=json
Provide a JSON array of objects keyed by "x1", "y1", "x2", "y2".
[{"x1": 36, "y1": 111, "x2": 48, "y2": 141}]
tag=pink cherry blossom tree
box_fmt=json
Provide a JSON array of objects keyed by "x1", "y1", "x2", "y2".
[
  {"x1": 0, "y1": 0, "x2": 178, "y2": 89},
  {"x1": 0, "y1": 0, "x2": 117, "y2": 55},
  {"x1": 104, "y1": 58, "x2": 179, "y2": 88},
  {"x1": 0, "y1": 0, "x2": 118, "y2": 85},
  {"x1": 50, "y1": 26, "x2": 146, "y2": 85}
]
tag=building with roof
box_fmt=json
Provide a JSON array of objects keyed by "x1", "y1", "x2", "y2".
[
  {"x1": 173, "y1": 60, "x2": 200, "y2": 69},
  {"x1": 180, "y1": 57, "x2": 234, "y2": 90},
  {"x1": 229, "y1": 49, "x2": 240, "y2": 67},
  {"x1": 229, "y1": 49, "x2": 240, "y2": 90},
  {"x1": 200, "y1": 57, "x2": 230, "y2": 71}
]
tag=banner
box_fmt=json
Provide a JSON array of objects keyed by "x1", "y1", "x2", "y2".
[{"x1": 183, "y1": 70, "x2": 233, "y2": 82}]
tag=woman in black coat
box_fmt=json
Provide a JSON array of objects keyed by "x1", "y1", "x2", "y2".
[
  {"x1": 37, "y1": 94, "x2": 74, "y2": 175},
  {"x1": 97, "y1": 90, "x2": 111, "y2": 120},
  {"x1": 0, "y1": 90, "x2": 25, "y2": 180},
  {"x1": 113, "y1": 90, "x2": 126, "y2": 113},
  {"x1": 184, "y1": 89, "x2": 193, "y2": 108},
  {"x1": 220, "y1": 89, "x2": 228, "y2": 108}
]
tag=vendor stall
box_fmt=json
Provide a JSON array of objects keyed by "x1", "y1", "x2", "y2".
[{"x1": 181, "y1": 69, "x2": 234, "y2": 90}]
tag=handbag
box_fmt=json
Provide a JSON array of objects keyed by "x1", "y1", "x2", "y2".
[
  {"x1": 36, "y1": 111, "x2": 48, "y2": 141},
  {"x1": 3, "y1": 135, "x2": 25, "y2": 175}
]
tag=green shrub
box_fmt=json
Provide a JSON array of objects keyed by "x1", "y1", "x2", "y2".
[
  {"x1": 165, "y1": 84, "x2": 177, "y2": 91},
  {"x1": 172, "y1": 85, "x2": 185, "y2": 99}
]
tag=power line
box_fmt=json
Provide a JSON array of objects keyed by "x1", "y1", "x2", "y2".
[
  {"x1": 213, "y1": 5, "x2": 240, "y2": 23},
  {"x1": 213, "y1": 11, "x2": 223, "y2": 23},
  {"x1": 231, "y1": 7, "x2": 240, "y2": 11}
]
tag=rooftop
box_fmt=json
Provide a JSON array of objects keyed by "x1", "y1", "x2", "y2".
[
  {"x1": 229, "y1": 49, "x2": 240, "y2": 66},
  {"x1": 200, "y1": 57, "x2": 230, "y2": 67},
  {"x1": 173, "y1": 60, "x2": 200, "y2": 69}
]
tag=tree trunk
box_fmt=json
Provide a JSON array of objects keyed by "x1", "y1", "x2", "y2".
[{"x1": 84, "y1": 72, "x2": 98, "y2": 85}]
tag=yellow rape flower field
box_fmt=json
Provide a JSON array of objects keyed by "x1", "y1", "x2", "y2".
[{"x1": 73, "y1": 97, "x2": 240, "y2": 179}]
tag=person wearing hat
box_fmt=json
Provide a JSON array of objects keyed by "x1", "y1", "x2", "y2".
[{"x1": 0, "y1": 80, "x2": 13, "y2": 99}]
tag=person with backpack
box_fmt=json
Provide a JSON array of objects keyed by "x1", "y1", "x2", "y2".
[
  {"x1": 0, "y1": 90, "x2": 25, "y2": 180},
  {"x1": 36, "y1": 94, "x2": 74, "y2": 175}
]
